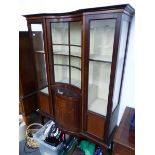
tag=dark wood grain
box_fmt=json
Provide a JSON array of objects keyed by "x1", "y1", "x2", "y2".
[
  {"x1": 87, "y1": 111, "x2": 105, "y2": 140},
  {"x1": 23, "y1": 4, "x2": 135, "y2": 153},
  {"x1": 53, "y1": 85, "x2": 81, "y2": 132}
]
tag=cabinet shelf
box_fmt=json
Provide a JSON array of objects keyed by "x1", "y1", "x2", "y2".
[
  {"x1": 89, "y1": 54, "x2": 112, "y2": 63},
  {"x1": 54, "y1": 64, "x2": 81, "y2": 70}
]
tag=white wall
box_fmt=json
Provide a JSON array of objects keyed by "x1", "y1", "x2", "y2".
[{"x1": 19, "y1": 0, "x2": 135, "y2": 125}]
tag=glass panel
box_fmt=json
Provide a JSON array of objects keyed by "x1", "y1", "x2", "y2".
[
  {"x1": 39, "y1": 87, "x2": 49, "y2": 95},
  {"x1": 70, "y1": 46, "x2": 81, "y2": 57},
  {"x1": 112, "y1": 21, "x2": 129, "y2": 111},
  {"x1": 70, "y1": 22, "x2": 81, "y2": 45},
  {"x1": 88, "y1": 61, "x2": 111, "y2": 116},
  {"x1": 71, "y1": 57, "x2": 81, "y2": 68},
  {"x1": 71, "y1": 67, "x2": 81, "y2": 88},
  {"x1": 34, "y1": 53, "x2": 48, "y2": 89},
  {"x1": 90, "y1": 19, "x2": 116, "y2": 62},
  {"x1": 31, "y1": 24, "x2": 44, "y2": 52},
  {"x1": 54, "y1": 65, "x2": 69, "y2": 83},
  {"x1": 51, "y1": 22, "x2": 68, "y2": 44},
  {"x1": 53, "y1": 45, "x2": 69, "y2": 55},
  {"x1": 54, "y1": 55, "x2": 69, "y2": 65}
]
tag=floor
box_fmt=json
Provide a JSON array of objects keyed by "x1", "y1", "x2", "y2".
[{"x1": 19, "y1": 113, "x2": 112, "y2": 155}]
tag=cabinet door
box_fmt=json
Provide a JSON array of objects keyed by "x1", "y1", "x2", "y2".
[
  {"x1": 30, "y1": 23, "x2": 51, "y2": 114},
  {"x1": 54, "y1": 94, "x2": 80, "y2": 132},
  {"x1": 49, "y1": 20, "x2": 82, "y2": 88}
]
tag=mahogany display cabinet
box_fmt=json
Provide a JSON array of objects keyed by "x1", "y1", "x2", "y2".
[{"x1": 22, "y1": 4, "x2": 134, "y2": 153}]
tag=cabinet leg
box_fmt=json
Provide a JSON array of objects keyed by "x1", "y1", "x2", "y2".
[{"x1": 101, "y1": 146, "x2": 108, "y2": 155}]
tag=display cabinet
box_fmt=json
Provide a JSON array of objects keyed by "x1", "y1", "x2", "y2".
[{"x1": 22, "y1": 4, "x2": 134, "y2": 153}]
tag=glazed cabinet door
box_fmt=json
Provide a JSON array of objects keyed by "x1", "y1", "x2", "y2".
[{"x1": 28, "y1": 21, "x2": 52, "y2": 116}]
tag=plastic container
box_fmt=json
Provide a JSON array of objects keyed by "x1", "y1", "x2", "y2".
[
  {"x1": 37, "y1": 139, "x2": 64, "y2": 155},
  {"x1": 33, "y1": 120, "x2": 65, "y2": 155}
]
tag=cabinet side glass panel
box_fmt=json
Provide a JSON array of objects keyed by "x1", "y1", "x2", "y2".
[
  {"x1": 31, "y1": 24, "x2": 48, "y2": 92},
  {"x1": 88, "y1": 61, "x2": 111, "y2": 116},
  {"x1": 88, "y1": 19, "x2": 115, "y2": 116},
  {"x1": 112, "y1": 21, "x2": 129, "y2": 112},
  {"x1": 53, "y1": 45, "x2": 69, "y2": 55}
]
